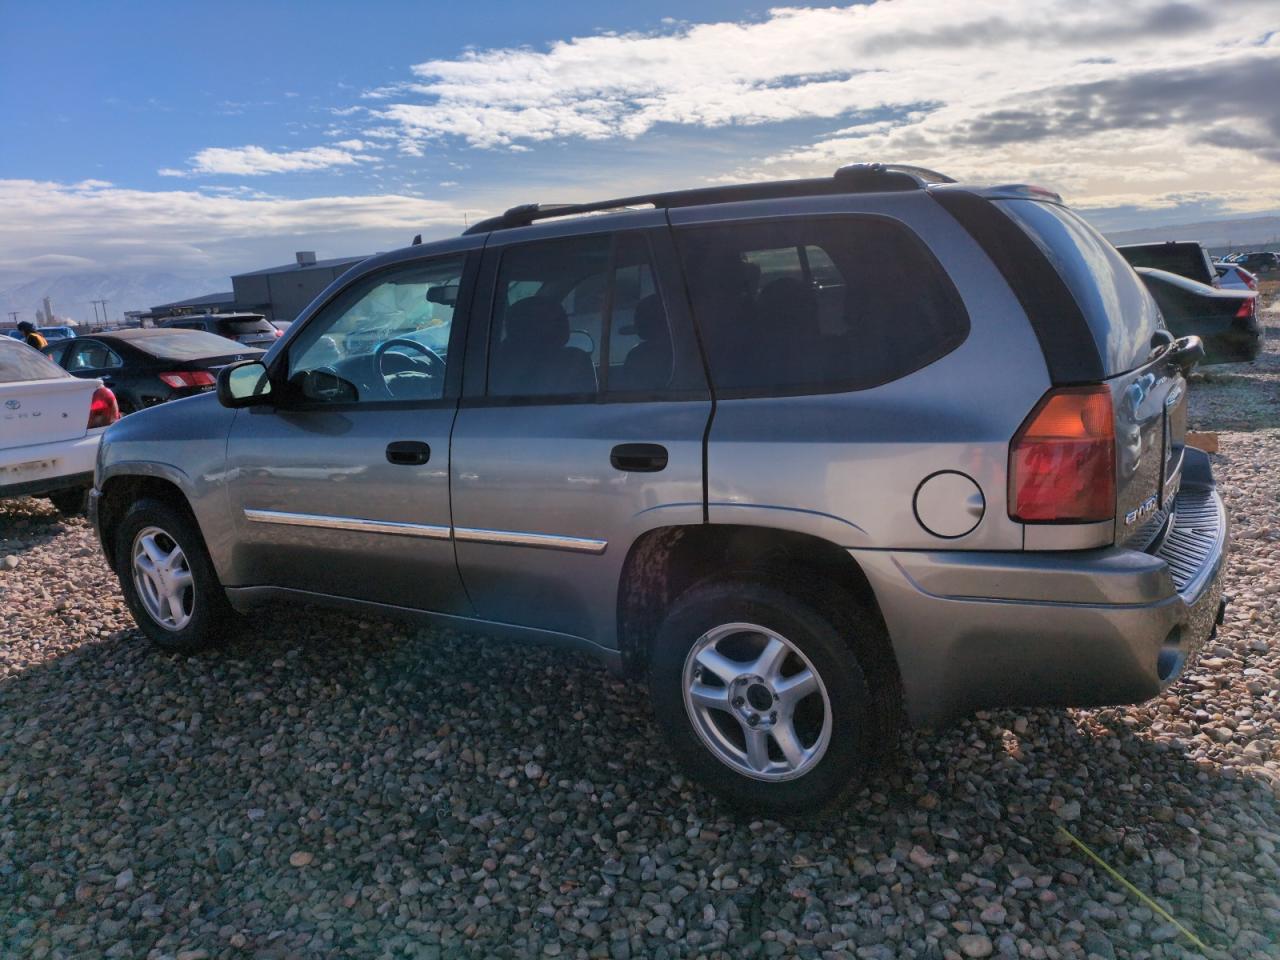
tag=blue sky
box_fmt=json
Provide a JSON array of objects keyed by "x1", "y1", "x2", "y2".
[{"x1": 2, "y1": 0, "x2": 1278, "y2": 289}]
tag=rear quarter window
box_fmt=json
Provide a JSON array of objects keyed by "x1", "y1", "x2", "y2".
[
  {"x1": 998, "y1": 200, "x2": 1162, "y2": 376},
  {"x1": 676, "y1": 216, "x2": 969, "y2": 395}
]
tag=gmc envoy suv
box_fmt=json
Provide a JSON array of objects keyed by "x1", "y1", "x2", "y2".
[{"x1": 91, "y1": 164, "x2": 1227, "y2": 814}]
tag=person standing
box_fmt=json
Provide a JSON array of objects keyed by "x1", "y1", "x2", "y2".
[{"x1": 16, "y1": 321, "x2": 47, "y2": 350}]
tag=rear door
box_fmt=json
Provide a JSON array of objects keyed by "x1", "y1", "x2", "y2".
[
  {"x1": 450, "y1": 215, "x2": 710, "y2": 643},
  {"x1": 998, "y1": 200, "x2": 1182, "y2": 548}
]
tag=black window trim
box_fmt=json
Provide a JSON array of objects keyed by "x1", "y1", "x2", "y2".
[
  {"x1": 931, "y1": 190, "x2": 1104, "y2": 384},
  {"x1": 672, "y1": 211, "x2": 973, "y2": 401}
]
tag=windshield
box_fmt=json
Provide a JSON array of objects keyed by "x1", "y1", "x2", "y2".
[
  {"x1": 137, "y1": 332, "x2": 264, "y2": 360},
  {"x1": 0, "y1": 338, "x2": 71, "y2": 382}
]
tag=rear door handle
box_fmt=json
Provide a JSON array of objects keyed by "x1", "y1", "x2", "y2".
[
  {"x1": 386, "y1": 440, "x2": 431, "y2": 465},
  {"x1": 611, "y1": 442, "x2": 668, "y2": 472}
]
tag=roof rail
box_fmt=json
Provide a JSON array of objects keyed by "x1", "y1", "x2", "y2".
[{"x1": 462, "y1": 163, "x2": 955, "y2": 235}]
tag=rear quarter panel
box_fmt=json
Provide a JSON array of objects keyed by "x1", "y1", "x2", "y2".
[{"x1": 675, "y1": 192, "x2": 1049, "y2": 550}]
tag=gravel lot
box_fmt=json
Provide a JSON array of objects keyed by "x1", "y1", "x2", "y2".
[{"x1": 2, "y1": 298, "x2": 1278, "y2": 959}]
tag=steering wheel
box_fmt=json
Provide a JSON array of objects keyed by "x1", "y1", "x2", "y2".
[{"x1": 374, "y1": 337, "x2": 446, "y2": 390}]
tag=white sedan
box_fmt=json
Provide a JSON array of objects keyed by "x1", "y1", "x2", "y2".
[{"x1": 0, "y1": 337, "x2": 119, "y2": 514}]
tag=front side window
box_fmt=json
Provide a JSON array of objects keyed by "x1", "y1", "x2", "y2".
[
  {"x1": 286, "y1": 255, "x2": 464, "y2": 403},
  {"x1": 488, "y1": 232, "x2": 674, "y2": 399},
  {"x1": 677, "y1": 217, "x2": 969, "y2": 394},
  {"x1": 67, "y1": 341, "x2": 123, "y2": 371}
]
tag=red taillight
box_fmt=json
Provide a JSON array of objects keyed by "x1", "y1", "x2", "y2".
[
  {"x1": 88, "y1": 386, "x2": 119, "y2": 429},
  {"x1": 1009, "y1": 385, "x2": 1115, "y2": 523},
  {"x1": 1236, "y1": 296, "x2": 1256, "y2": 320},
  {"x1": 158, "y1": 370, "x2": 216, "y2": 389}
]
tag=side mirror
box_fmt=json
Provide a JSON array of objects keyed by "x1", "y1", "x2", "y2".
[{"x1": 217, "y1": 359, "x2": 273, "y2": 408}]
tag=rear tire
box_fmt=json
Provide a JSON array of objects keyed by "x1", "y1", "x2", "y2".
[
  {"x1": 113, "y1": 497, "x2": 232, "y2": 653},
  {"x1": 649, "y1": 577, "x2": 880, "y2": 817},
  {"x1": 48, "y1": 487, "x2": 89, "y2": 516}
]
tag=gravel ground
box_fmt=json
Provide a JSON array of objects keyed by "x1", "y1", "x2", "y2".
[{"x1": 2, "y1": 301, "x2": 1279, "y2": 959}]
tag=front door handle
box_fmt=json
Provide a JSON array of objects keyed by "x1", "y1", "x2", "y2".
[
  {"x1": 611, "y1": 442, "x2": 668, "y2": 472},
  {"x1": 386, "y1": 440, "x2": 431, "y2": 465}
]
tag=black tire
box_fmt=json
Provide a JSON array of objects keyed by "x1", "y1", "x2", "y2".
[
  {"x1": 113, "y1": 497, "x2": 233, "y2": 653},
  {"x1": 649, "y1": 577, "x2": 881, "y2": 817},
  {"x1": 48, "y1": 486, "x2": 89, "y2": 516}
]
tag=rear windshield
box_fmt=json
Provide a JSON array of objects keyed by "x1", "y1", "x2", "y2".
[
  {"x1": 1115, "y1": 243, "x2": 1214, "y2": 286},
  {"x1": 676, "y1": 216, "x2": 969, "y2": 395},
  {"x1": 215, "y1": 318, "x2": 274, "y2": 335},
  {"x1": 136, "y1": 331, "x2": 262, "y2": 360},
  {"x1": 998, "y1": 200, "x2": 1163, "y2": 376},
  {"x1": 0, "y1": 339, "x2": 70, "y2": 382}
]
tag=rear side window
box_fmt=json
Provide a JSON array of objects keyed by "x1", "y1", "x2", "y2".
[
  {"x1": 676, "y1": 216, "x2": 968, "y2": 395},
  {"x1": 1000, "y1": 200, "x2": 1162, "y2": 375},
  {"x1": 487, "y1": 232, "x2": 676, "y2": 399},
  {"x1": 0, "y1": 339, "x2": 70, "y2": 382}
]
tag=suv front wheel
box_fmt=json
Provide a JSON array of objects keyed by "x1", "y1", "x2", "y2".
[
  {"x1": 649, "y1": 578, "x2": 876, "y2": 816},
  {"x1": 114, "y1": 498, "x2": 232, "y2": 652}
]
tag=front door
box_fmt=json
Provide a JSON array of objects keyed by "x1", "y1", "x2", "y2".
[{"x1": 223, "y1": 249, "x2": 477, "y2": 614}]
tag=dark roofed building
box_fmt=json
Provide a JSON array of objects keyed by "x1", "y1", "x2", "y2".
[
  {"x1": 231, "y1": 251, "x2": 367, "y2": 323},
  {"x1": 149, "y1": 291, "x2": 237, "y2": 316}
]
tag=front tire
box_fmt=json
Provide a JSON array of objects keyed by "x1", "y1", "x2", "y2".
[
  {"x1": 113, "y1": 497, "x2": 232, "y2": 652},
  {"x1": 649, "y1": 578, "x2": 878, "y2": 816}
]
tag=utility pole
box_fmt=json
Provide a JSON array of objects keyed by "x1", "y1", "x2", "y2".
[
  {"x1": 100, "y1": 300, "x2": 110, "y2": 327},
  {"x1": 90, "y1": 301, "x2": 101, "y2": 326},
  {"x1": 6, "y1": 311, "x2": 17, "y2": 325}
]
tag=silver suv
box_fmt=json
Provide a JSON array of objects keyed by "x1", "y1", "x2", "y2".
[{"x1": 90, "y1": 164, "x2": 1227, "y2": 814}]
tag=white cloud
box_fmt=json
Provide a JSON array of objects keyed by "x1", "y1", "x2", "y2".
[
  {"x1": 368, "y1": 0, "x2": 1280, "y2": 211},
  {"x1": 0, "y1": 179, "x2": 469, "y2": 277},
  {"x1": 161, "y1": 143, "x2": 376, "y2": 177}
]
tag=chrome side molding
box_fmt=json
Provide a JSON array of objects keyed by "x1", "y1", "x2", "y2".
[
  {"x1": 242, "y1": 509, "x2": 606, "y2": 553},
  {"x1": 243, "y1": 508, "x2": 451, "y2": 541},
  {"x1": 453, "y1": 526, "x2": 608, "y2": 554}
]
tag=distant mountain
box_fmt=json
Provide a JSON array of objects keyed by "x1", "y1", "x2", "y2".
[
  {"x1": 1105, "y1": 214, "x2": 1280, "y2": 252},
  {"x1": 0, "y1": 271, "x2": 224, "y2": 326}
]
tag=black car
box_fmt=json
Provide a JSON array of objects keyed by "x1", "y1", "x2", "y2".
[
  {"x1": 1135, "y1": 267, "x2": 1261, "y2": 364},
  {"x1": 1116, "y1": 240, "x2": 1218, "y2": 287},
  {"x1": 159, "y1": 312, "x2": 281, "y2": 350},
  {"x1": 42, "y1": 328, "x2": 264, "y2": 414},
  {"x1": 1234, "y1": 251, "x2": 1279, "y2": 275}
]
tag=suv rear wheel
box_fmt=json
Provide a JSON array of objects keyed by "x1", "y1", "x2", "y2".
[
  {"x1": 649, "y1": 578, "x2": 876, "y2": 816},
  {"x1": 113, "y1": 497, "x2": 232, "y2": 652}
]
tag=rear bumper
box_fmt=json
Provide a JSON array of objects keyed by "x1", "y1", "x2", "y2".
[
  {"x1": 0, "y1": 432, "x2": 100, "y2": 499},
  {"x1": 857, "y1": 449, "x2": 1228, "y2": 727}
]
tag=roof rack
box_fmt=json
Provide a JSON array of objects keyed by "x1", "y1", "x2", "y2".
[{"x1": 462, "y1": 163, "x2": 955, "y2": 235}]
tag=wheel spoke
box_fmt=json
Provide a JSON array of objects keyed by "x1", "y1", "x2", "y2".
[
  {"x1": 694, "y1": 646, "x2": 743, "y2": 685},
  {"x1": 774, "y1": 668, "x2": 818, "y2": 707},
  {"x1": 751, "y1": 637, "x2": 789, "y2": 684},
  {"x1": 169, "y1": 569, "x2": 193, "y2": 591},
  {"x1": 134, "y1": 553, "x2": 157, "y2": 576},
  {"x1": 162, "y1": 544, "x2": 185, "y2": 573},
  {"x1": 139, "y1": 535, "x2": 166, "y2": 567},
  {"x1": 688, "y1": 683, "x2": 731, "y2": 713},
  {"x1": 771, "y1": 721, "x2": 807, "y2": 770},
  {"x1": 744, "y1": 726, "x2": 771, "y2": 773}
]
